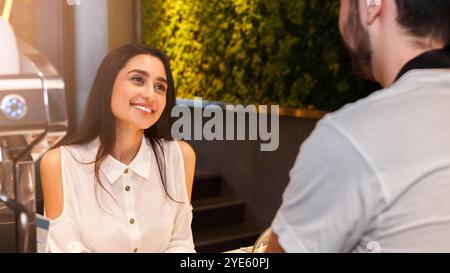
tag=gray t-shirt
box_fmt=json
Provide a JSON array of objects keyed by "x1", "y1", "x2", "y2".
[{"x1": 272, "y1": 69, "x2": 450, "y2": 253}]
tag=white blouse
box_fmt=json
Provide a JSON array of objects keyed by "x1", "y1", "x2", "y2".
[{"x1": 46, "y1": 136, "x2": 195, "y2": 253}]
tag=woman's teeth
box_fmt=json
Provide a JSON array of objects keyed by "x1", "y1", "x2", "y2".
[{"x1": 132, "y1": 104, "x2": 153, "y2": 113}]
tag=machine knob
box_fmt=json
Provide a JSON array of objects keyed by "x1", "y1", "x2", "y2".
[{"x1": 1, "y1": 94, "x2": 27, "y2": 120}]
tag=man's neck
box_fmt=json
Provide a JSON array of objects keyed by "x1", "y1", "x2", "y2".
[{"x1": 374, "y1": 39, "x2": 445, "y2": 88}]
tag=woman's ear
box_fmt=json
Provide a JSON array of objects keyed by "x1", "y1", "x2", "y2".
[{"x1": 366, "y1": 0, "x2": 382, "y2": 25}]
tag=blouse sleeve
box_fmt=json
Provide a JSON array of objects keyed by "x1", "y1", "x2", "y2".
[
  {"x1": 45, "y1": 146, "x2": 91, "y2": 253},
  {"x1": 164, "y1": 142, "x2": 196, "y2": 253},
  {"x1": 46, "y1": 214, "x2": 91, "y2": 253}
]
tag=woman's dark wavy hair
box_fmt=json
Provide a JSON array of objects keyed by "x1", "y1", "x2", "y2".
[{"x1": 62, "y1": 44, "x2": 178, "y2": 202}]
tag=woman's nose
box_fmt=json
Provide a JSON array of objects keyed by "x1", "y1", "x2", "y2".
[{"x1": 142, "y1": 85, "x2": 155, "y2": 100}]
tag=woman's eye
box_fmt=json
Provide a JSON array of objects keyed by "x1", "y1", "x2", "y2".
[
  {"x1": 131, "y1": 76, "x2": 144, "y2": 85},
  {"x1": 155, "y1": 83, "x2": 167, "y2": 92}
]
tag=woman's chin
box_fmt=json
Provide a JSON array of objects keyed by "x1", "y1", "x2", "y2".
[
  {"x1": 121, "y1": 111, "x2": 161, "y2": 131},
  {"x1": 137, "y1": 121, "x2": 158, "y2": 131},
  {"x1": 127, "y1": 115, "x2": 159, "y2": 130}
]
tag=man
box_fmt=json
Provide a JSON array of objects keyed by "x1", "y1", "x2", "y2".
[{"x1": 267, "y1": 0, "x2": 450, "y2": 252}]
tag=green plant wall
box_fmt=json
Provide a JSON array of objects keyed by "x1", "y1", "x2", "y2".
[{"x1": 141, "y1": 0, "x2": 377, "y2": 111}]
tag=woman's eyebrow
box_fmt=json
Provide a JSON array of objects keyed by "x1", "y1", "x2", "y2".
[
  {"x1": 127, "y1": 69, "x2": 149, "y2": 77},
  {"x1": 156, "y1": 77, "x2": 167, "y2": 84},
  {"x1": 127, "y1": 70, "x2": 167, "y2": 84}
]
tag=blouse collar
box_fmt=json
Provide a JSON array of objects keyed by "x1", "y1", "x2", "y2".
[{"x1": 99, "y1": 135, "x2": 152, "y2": 184}]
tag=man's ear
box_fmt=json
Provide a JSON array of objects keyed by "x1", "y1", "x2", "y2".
[{"x1": 366, "y1": 0, "x2": 382, "y2": 25}]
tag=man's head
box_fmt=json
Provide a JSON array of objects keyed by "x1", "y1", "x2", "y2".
[{"x1": 339, "y1": 0, "x2": 450, "y2": 86}]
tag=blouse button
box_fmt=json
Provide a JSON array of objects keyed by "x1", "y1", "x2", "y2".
[
  {"x1": 124, "y1": 168, "x2": 129, "y2": 174},
  {"x1": 125, "y1": 186, "x2": 131, "y2": 192},
  {"x1": 129, "y1": 218, "x2": 135, "y2": 224}
]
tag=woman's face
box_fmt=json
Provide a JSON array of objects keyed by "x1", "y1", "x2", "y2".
[{"x1": 111, "y1": 54, "x2": 168, "y2": 131}]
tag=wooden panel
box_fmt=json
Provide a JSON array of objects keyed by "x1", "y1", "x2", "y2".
[{"x1": 108, "y1": 0, "x2": 136, "y2": 51}]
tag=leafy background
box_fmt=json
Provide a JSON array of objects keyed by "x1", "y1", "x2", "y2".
[{"x1": 141, "y1": 0, "x2": 379, "y2": 112}]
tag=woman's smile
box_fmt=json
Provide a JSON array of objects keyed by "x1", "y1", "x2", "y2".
[{"x1": 130, "y1": 102, "x2": 155, "y2": 116}]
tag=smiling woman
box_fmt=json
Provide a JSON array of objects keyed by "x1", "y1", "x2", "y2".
[
  {"x1": 39, "y1": 45, "x2": 196, "y2": 253},
  {"x1": 111, "y1": 55, "x2": 168, "y2": 132}
]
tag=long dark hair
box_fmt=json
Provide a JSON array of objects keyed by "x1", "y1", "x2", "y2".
[{"x1": 62, "y1": 44, "x2": 178, "y2": 202}]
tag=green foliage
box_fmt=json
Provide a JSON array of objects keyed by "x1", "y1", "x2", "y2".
[{"x1": 141, "y1": 0, "x2": 375, "y2": 111}]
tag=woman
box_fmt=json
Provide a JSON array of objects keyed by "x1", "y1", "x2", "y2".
[{"x1": 40, "y1": 45, "x2": 196, "y2": 253}]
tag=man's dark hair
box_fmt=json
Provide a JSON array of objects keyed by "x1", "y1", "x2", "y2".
[{"x1": 395, "y1": 0, "x2": 450, "y2": 44}]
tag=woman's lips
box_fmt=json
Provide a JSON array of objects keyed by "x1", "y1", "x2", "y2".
[{"x1": 130, "y1": 103, "x2": 155, "y2": 115}]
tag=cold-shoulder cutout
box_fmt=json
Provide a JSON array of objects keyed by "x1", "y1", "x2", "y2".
[
  {"x1": 176, "y1": 141, "x2": 196, "y2": 204},
  {"x1": 40, "y1": 147, "x2": 64, "y2": 220}
]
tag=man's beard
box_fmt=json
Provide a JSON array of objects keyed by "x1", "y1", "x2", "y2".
[{"x1": 343, "y1": 5, "x2": 375, "y2": 81}]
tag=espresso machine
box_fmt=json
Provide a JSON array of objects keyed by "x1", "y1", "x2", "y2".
[{"x1": 0, "y1": 17, "x2": 68, "y2": 252}]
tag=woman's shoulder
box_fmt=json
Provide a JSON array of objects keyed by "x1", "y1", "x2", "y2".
[
  {"x1": 175, "y1": 141, "x2": 196, "y2": 163},
  {"x1": 40, "y1": 147, "x2": 64, "y2": 220},
  {"x1": 157, "y1": 139, "x2": 195, "y2": 203},
  {"x1": 157, "y1": 139, "x2": 196, "y2": 162},
  {"x1": 60, "y1": 138, "x2": 100, "y2": 162},
  {"x1": 41, "y1": 147, "x2": 62, "y2": 170}
]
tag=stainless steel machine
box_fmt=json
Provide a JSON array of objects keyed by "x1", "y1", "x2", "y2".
[{"x1": 0, "y1": 32, "x2": 68, "y2": 252}]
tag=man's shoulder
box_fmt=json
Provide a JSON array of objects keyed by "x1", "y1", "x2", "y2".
[
  {"x1": 322, "y1": 88, "x2": 386, "y2": 132},
  {"x1": 328, "y1": 69, "x2": 450, "y2": 129}
]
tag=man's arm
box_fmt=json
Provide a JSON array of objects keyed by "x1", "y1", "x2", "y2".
[
  {"x1": 266, "y1": 232, "x2": 285, "y2": 253},
  {"x1": 268, "y1": 117, "x2": 384, "y2": 252}
]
